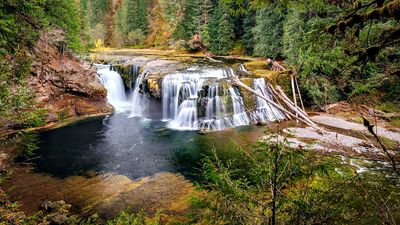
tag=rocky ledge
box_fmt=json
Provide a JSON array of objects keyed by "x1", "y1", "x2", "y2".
[{"x1": 29, "y1": 30, "x2": 113, "y2": 123}]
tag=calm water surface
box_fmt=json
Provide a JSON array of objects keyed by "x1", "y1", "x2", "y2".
[{"x1": 34, "y1": 113, "x2": 263, "y2": 179}]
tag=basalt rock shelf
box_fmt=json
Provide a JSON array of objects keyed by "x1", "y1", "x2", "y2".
[{"x1": 97, "y1": 63, "x2": 285, "y2": 132}]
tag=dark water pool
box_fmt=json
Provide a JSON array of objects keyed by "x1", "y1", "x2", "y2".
[{"x1": 34, "y1": 113, "x2": 262, "y2": 179}]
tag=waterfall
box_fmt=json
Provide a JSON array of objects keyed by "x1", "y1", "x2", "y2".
[
  {"x1": 96, "y1": 63, "x2": 285, "y2": 131},
  {"x1": 129, "y1": 65, "x2": 141, "y2": 90},
  {"x1": 200, "y1": 84, "x2": 234, "y2": 131},
  {"x1": 229, "y1": 87, "x2": 250, "y2": 126},
  {"x1": 253, "y1": 78, "x2": 285, "y2": 122},
  {"x1": 162, "y1": 67, "x2": 250, "y2": 131},
  {"x1": 97, "y1": 66, "x2": 130, "y2": 112},
  {"x1": 130, "y1": 72, "x2": 149, "y2": 117}
]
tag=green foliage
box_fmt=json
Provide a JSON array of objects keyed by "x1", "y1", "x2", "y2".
[
  {"x1": 85, "y1": 0, "x2": 110, "y2": 28},
  {"x1": 208, "y1": 3, "x2": 235, "y2": 55},
  {"x1": 107, "y1": 210, "x2": 162, "y2": 225},
  {"x1": 195, "y1": 136, "x2": 400, "y2": 224},
  {"x1": 0, "y1": 0, "x2": 47, "y2": 54},
  {"x1": 44, "y1": 0, "x2": 82, "y2": 51},
  {"x1": 241, "y1": 10, "x2": 255, "y2": 55},
  {"x1": 19, "y1": 108, "x2": 47, "y2": 128},
  {"x1": 282, "y1": 4, "x2": 345, "y2": 107},
  {"x1": 377, "y1": 101, "x2": 400, "y2": 113},
  {"x1": 173, "y1": 0, "x2": 200, "y2": 41},
  {"x1": 120, "y1": 0, "x2": 149, "y2": 37},
  {"x1": 252, "y1": 4, "x2": 286, "y2": 58},
  {"x1": 0, "y1": 53, "x2": 47, "y2": 129},
  {"x1": 16, "y1": 131, "x2": 40, "y2": 157}
]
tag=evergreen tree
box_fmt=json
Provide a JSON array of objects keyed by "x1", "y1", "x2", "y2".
[
  {"x1": 0, "y1": 0, "x2": 47, "y2": 54},
  {"x1": 44, "y1": 0, "x2": 82, "y2": 51},
  {"x1": 252, "y1": 5, "x2": 286, "y2": 58},
  {"x1": 78, "y1": 0, "x2": 91, "y2": 47},
  {"x1": 173, "y1": 0, "x2": 200, "y2": 41},
  {"x1": 242, "y1": 10, "x2": 256, "y2": 55},
  {"x1": 119, "y1": 0, "x2": 149, "y2": 41},
  {"x1": 197, "y1": 0, "x2": 214, "y2": 46},
  {"x1": 208, "y1": 3, "x2": 234, "y2": 55},
  {"x1": 87, "y1": 0, "x2": 110, "y2": 28}
]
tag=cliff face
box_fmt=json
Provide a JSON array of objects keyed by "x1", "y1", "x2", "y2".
[{"x1": 29, "y1": 30, "x2": 113, "y2": 122}]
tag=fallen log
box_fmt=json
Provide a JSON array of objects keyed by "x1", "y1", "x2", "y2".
[
  {"x1": 272, "y1": 84, "x2": 309, "y2": 116},
  {"x1": 291, "y1": 74, "x2": 299, "y2": 123},
  {"x1": 206, "y1": 56, "x2": 223, "y2": 63},
  {"x1": 268, "y1": 60, "x2": 286, "y2": 72},
  {"x1": 274, "y1": 86, "x2": 319, "y2": 128},
  {"x1": 229, "y1": 75, "x2": 323, "y2": 131},
  {"x1": 294, "y1": 76, "x2": 306, "y2": 112},
  {"x1": 238, "y1": 64, "x2": 252, "y2": 75}
]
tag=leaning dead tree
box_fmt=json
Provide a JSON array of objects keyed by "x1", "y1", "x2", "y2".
[{"x1": 234, "y1": 64, "x2": 323, "y2": 131}]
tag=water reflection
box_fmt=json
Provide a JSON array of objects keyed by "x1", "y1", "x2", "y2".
[
  {"x1": 35, "y1": 114, "x2": 198, "y2": 179},
  {"x1": 34, "y1": 113, "x2": 264, "y2": 180}
]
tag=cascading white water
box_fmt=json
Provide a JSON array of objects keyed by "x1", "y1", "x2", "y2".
[
  {"x1": 130, "y1": 72, "x2": 149, "y2": 117},
  {"x1": 200, "y1": 84, "x2": 234, "y2": 131},
  {"x1": 253, "y1": 78, "x2": 285, "y2": 122},
  {"x1": 97, "y1": 63, "x2": 285, "y2": 131},
  {"x1": 229, "y1": 87, "x2": 250, "y2": 126},
  {"x1": 162, "y1": 67, "x2": 251, "y2": 131},
  {"x1": 97, "y1": 66, "x2": 131, "y2": 112}
]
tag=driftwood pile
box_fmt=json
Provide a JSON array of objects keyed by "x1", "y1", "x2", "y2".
[{"x1": 235, "y1": 63, "x2": 323, "y2": 131}]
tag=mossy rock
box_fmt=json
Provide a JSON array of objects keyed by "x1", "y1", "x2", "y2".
[
  {"x1": 252, "y1": 70, "x2": 282, "y2": 79},
  {"x1": 147, "y1": 79, "x2": 161, "y2": 98},
  {"x1": 244, "y1": 61, "x2": 268, "y2": 72},
  {"x1": 113, "y1": 65, "x2": 133, "y2": 89},
  {"x1": 239, "y1": 78, "x2": 257, "y2": 111}
]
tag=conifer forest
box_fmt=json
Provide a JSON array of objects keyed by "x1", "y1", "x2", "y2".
[{"x1": 1, "y1": 0, "x2": 400, "y2": 224}]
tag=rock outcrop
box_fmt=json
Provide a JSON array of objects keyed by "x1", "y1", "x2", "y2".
[{"x1": 29, "y1": 30, "x2": 113, "y2": 122}]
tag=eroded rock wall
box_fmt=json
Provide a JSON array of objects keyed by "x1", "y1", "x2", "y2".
[{"x1": 29, "y1": 30, "x2": 113, "y2": 122}]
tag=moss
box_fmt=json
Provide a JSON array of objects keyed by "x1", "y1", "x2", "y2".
[
  {"x1": 377, "y1": 102, "x2": 400, "y2": 113},
  {"x1": 390, "y1": 118, "x2": 400, "y2": 127},
  {"x1": 239, "y1": 78, "x2": 257, "y2": 111},
  {"x1": 379, "y1": 136, "x2": 398, "y2": 150},
  {"x1": 57, "y1": 109, "x2": 68, "y2": 121},
  {"x1": 243, "y1": 61, "x2": 287, "y2": 81},
  {"x1": 244, "y1": 60, "x2": 268, "y2": 72}
]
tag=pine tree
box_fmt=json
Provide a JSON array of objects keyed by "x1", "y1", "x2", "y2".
[
  {"x1": 78, "y1": 0, "x2": 91, "y2": 47},
  {"x1": 120, "y1": 0, "x2": 149, "y2": 36},
  {"x1": 87, "y1": 0, "x2": 110, "y2": 28},
  {"x1": 208, "y1": 3, "x2": 234, "y2": 55},
  {"x1": 173, "y1": 0, "x2": 200, "y2": 41},
  {"x1": 242, "y1": 10, "x2": 256, "y2": 55},
  {"x1": 136, "y1": 0, "x2": 149, "y2": 33},
  {"x1": 197, "y1": 0, "x2": 214, "y2": 46},
  {"x1": 252, "y1": 5, "x2": 286, "y2": 58},
  {"x1": 44, "y1": 0, "x2": 82, "y2": 51}
]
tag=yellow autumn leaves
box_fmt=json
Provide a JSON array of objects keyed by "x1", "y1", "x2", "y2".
[{"x1": 90, "y1": 39, "x2": 109, "y2": 62}]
